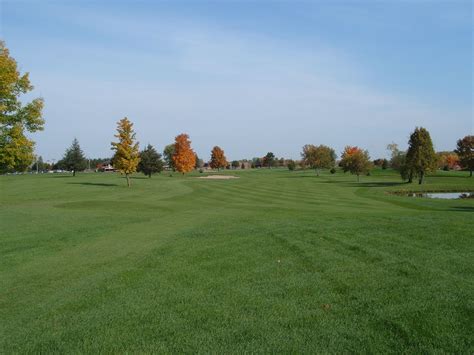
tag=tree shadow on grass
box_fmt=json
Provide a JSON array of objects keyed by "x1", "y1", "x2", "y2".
[
  {"x1": 50, "y1": 175, "x2": 73, "y2": 178},
  {"x1": 344, "y1": 181, "x2": 406, "y2": 188},
  {"x1": 67, "y1": 182, "x2": 119, "y2": 187},
  {"x1": 450, "y1": 206, "x2": 474, "y2": 212}
]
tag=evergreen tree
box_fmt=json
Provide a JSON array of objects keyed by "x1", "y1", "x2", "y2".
[
  {"x1": 59, "y1": 138, "x2": 87, "y2": 176},
  {"x1": 163, "y1": 144, "x2": 175, "y2": 171},
  {"x1": 405, "y1": 127, "x2": 437, "y2": 184},
  {"x1": 138, "y1": 144, "x2": 163, "y2": 178}
]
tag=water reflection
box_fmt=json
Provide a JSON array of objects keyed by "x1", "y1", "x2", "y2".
[{"x1": 406, "y1": 192, "x2": 474, "y2": 199}]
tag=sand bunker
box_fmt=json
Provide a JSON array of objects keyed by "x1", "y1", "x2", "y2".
[{"x1": 196, "y1": 175, "x2": 239, "y2": 180}]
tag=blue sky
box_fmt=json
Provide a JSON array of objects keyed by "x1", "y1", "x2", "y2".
[{"x1": 1, "y1": 0, "x2": 472, "y2": 161}]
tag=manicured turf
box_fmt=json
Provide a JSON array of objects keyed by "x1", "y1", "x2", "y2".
[{"x1": 1, "y1": 168, "x2": 473, "y2": 352}]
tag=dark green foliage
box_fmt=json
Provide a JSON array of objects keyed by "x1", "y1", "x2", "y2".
[
  {"x1": 163, "y1": 144, "x2": 175, "y2": 171},
  {"x1": 287, "y1": 159, "x2": 296, "y2": 171},
  {"x1": 262, "y1": 152, "x2": 276, "y2": 168},
  {"x1": 374, "y1": 158, "x2": 388, "y2": 169},
  {"x1": 58, "y1": 138, "x2": 87, "y2": 176},
  {"x1": 252, "y1": 157, "x2": 262, "y2": 168},
  {"x1": 405, "y1": 127, "x2": 437, "y2": 184},
  {"x1": 455, "y1": 135, "x2": 473, "y2": 177},
  {"x1": 231, "y1": 160, "x2": 240, "y2": 169},
  {"x1": 31, "y1": 156, "x2": 47, "y2": 172},
  {"x1": 138, "y1": 144, "x2": 164, "y2": 178},
  {"x1": 330, "y1": 167, "x2": 336, "y2": 174}
]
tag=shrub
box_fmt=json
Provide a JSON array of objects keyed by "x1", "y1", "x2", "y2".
[
  {"x1": 330, "y1": 167, "x2": 336, "y2": 174},
  {"x1": 287, "y1": 160, "x2": 296, "y2": 171}
]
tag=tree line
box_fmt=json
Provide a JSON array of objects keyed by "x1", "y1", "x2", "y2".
[{"x1": 1, "y1": 41, "x2": 473, "y2": 186}]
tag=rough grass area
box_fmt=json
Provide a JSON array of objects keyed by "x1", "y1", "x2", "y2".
[{"x1": 1, "y1": 168, "x2": 473, "y2": 352}]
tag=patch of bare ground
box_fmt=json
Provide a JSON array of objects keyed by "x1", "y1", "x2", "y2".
[{"x1": 196, "y1": 175, "x2": 239, "y2": 180}]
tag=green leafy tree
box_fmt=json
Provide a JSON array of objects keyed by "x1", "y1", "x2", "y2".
[
  {"x1": 0, "y1": 41, "x2": 44, "y2": 172},
  {"x1": 138, "y1": 144, "x2": 164, "y2": 178},
  {"x1": 31, "y1": 155, "x2": 45, "y2": 172},
  {"x1": 252, "y1": 157, "x2": 262, "y2": 168},
  {"x1": 386, "y1": 142, "x2": 410, "y2": 180},
  {"x1": 455, "y1": 135, "x2": 473, "y2": 177},
  {"x1": 231, "y1": 160, "x2": 240, "y2": 169},
  {"x1": 163, "y1": 144, "x2": 175, "y2": 171},
  {"x1": 287, "y1": 159, "x2": 296, "y2": 171},
  {"x1": 340, "y1": 146, "x2": 372, "y2": 182},
  {"x1": 301, "y1": 144, "x2": 336, "y2": 176},
  {"x1": 262, "y1": 152, "x2": 276, "y2": 168},
  {"x1": 405, "y1": 127, "x2": 437, "y2": 184},
  {"x1": 58, "y1": 138, "x2": 87, "y2": 176}
]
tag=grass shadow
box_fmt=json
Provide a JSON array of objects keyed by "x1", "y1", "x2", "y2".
[
  {"x1": 50, "y1": 175, "x2": 73, "y2": 178},
  {"x1": 450, "y1": 206, "x2": 474, "y2": 212},
  {"x1": 344, "y1": 181, "x2": 406, "y2": 188},
  {"x1": 67, "y1": 182, "x2": 119, "y2": 187}
]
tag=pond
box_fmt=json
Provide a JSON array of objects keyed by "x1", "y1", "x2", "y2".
[{"x1": 404, "y1": 192, "x2": 474, "y2": 199}]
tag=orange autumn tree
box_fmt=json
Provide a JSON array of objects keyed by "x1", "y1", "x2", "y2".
[
  {"x1": 210, "y1": 146, "x2": 227, "y2": 171},
  {"x1": 111, "y1": 117, "x2": 140, "y2": 187},
  {"x1": 172, "y1": 133, "x2": 196, "y2": 175}
]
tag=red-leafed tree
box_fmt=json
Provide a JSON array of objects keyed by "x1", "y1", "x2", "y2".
[{"x1": 209, "y1": 146, "x2": 227, "y2": 170}]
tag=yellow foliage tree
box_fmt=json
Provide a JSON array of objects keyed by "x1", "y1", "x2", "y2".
[
  {"x1": 172, "y1": 133, "x2": 196, "y2": 175},
  {"x1": 1, "y1": 41, "x2": 44, "y2": 172},
  {"x1": 111, "y1": 117, "x2": 140, "y2": 187}
]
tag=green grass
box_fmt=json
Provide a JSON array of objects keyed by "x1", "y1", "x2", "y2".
[{"x1": 1, "y1": 168, "x2": 473, "y2": 352}]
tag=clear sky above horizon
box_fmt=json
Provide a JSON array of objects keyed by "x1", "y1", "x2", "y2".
[{"x1": 1, "y1": 0, "x2": 472, "y2": 162}]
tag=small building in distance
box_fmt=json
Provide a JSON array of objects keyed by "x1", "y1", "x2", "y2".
[{"x1": 96, "y1": 162, "x2": 115, "y2": 172}]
